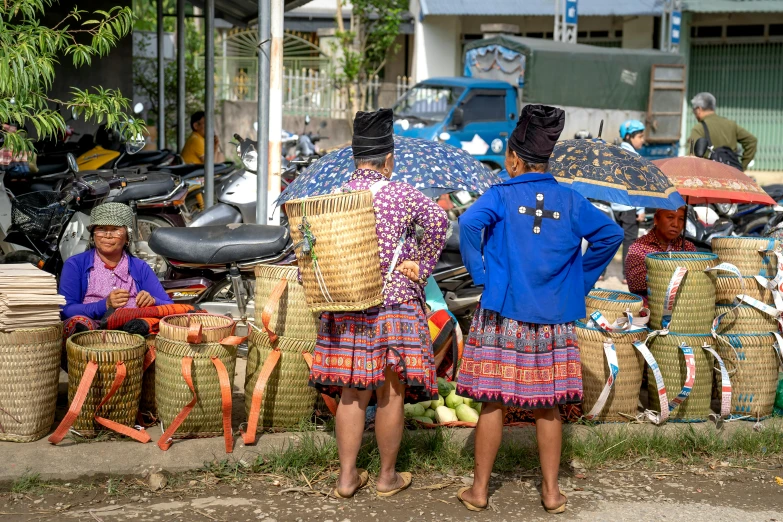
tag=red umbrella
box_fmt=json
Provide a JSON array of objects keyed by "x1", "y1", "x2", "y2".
[{"x1": 652, "y1": 156, "x2": 776, "y2": 205}]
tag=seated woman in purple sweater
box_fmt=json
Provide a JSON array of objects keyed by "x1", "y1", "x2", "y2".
[{"x1": 59, "y1": 203, "x2": 172, "y2": 338}]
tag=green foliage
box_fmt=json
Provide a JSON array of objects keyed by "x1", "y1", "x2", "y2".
[
  {"x1": 11, "y1": 472, "x2": 44, "y2": 494},
  {"x1": 0, "y1": 0, "x2": 146, "y2": 155}
]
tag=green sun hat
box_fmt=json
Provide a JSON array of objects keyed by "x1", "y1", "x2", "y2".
[{"x1": 89, "y1": 203, "x2": 134, "y2": 232}]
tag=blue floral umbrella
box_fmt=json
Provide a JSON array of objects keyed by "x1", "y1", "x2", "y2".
[
  {"x1": 277, "y1": 136, "x2": 501, "y2": 205},
  {"x1": 550, "y1": 139, "x2": 685, "y2": 210}
]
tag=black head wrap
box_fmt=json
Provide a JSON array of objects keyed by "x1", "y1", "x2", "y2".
[
  {"x1": 352, "y1": 108, "x2": 395, "y2": 159},
  {"x1": 508, "y1": 104, "x2": 565, "y2": 163}
]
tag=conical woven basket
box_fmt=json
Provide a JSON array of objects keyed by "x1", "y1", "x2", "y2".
[
  {"x1": 245, "y1": 328, "x2": 318, "y2": 429},
  {"x1": 66, "y1": 330, "x2": 146, "y2": 436},
  {"x1": 286, "y1": 191, "x2": 384, "y2": 312},
  {"x1": 254, "y1": 264, "x2": 320, "y2": 340},
  {"x1": 711, "y1": 236, "x2": 779, "y2": 277},
  {"x1": 647, "y1": 333, "x2": 714, "y2": 421},
  {"x1": 715, "y1": 275, "x2": 774, "y2": 305},
  {"x1": 714, "y1": 305, "x2": 778, "y2": 334},
  {"x1": 714, "y1": 333, "x2": 779, "y2": 417},
  {"x1": 584, "y1": 289, "x2": 644, "y2": 324},
  {"x1": 575, "y1": 322, "x2": 645, "y2": 422},
  {"x1": 155, "y1": 314, "x2": 237, "y2": 438},
  {"x1": 647, "y1": 252, "x2": 718, "y2": 333},
  {"x1": 138, "y1": 335, "x2": 157, "y2": 422},
  {"x1": 0, "y1": 325, "x2": 63, "y2": 442}
]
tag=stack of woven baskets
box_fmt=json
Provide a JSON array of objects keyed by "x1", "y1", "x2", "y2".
[{"x1": 711, "y1": 237, "x2": 781, "y2": 420}]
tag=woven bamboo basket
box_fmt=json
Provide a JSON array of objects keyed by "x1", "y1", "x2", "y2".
[
  {"x1": 138, "y1": 335, "x2": 157, "y2": 422},
  {"x1": 575, "y1": 322, "x2": 645, "y2": 422},
  {"x1": 254, "y1": 264, "x2": 320, "y2": 340},
  {"x1": 714, "y1": 305, "x2": 778, "y2": 334},
  {"x1": 585, "y1": 289, "x2": 645, "y2": 324},
  {"x1": 711, "y1": 236, "x2": 779, "y2": 277},
  {"x1": 0, "y1": 325, "x2": 63, "y2": 442},
  {"x1": 647, "y1": 333, "x2": 715, "y2": 421},
  {"x1": 245, "y1": 329, "x2": 318, "y2": 429},
  {"x1": 647, "y1": 252, "x2": 718, "y2": 333},
  {"x1": 714, "y1": 333, "x2": 779, "y2": 417},
  {"x1": 286, "y1": 191, "x2": 384, "y2": 312},
  {"x1": 715, "y1": 275, "x2": 774, "y2": 305},
  {"x1": 66, "y1": 331, "x2": 146, "y2": 436},
  {"x1": 155, "y1": 314, "x2": 238, "y2": 438}
]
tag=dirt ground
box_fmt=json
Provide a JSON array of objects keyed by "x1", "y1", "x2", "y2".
[{"x1": 3, "y1": 459, "x2": 783, "y2": 522}]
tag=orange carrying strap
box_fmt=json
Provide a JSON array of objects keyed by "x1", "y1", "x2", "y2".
[
  {"x1": 187, "y1": 323, "x2": 203, "y2": 344},
  {"x1": 211, "y1": 356, "x2": 234, "y2": 453},
  {"x1": 241, "y1": 347, "x2": 281, "y2": 445},
  {"x1": 157, "y1": 356, "x2": 197, "y2": 450},
  {"x1": 219, "y1": 320, "x2": 248, "y2": 347},
  {"x1": 302, "y1": 352, "x2": 339, "y2": 416},
  {"x1": 143, "y1": 345, "x2": 156, "y2": 372},
  {"x1": 261, "y1": 278, "x2": 288, "y2": 343},
  {"x1": 49, "y1": 361, "x2": 150, "y2": 444}
]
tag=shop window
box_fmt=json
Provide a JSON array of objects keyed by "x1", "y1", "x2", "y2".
[
  {"x1": 692, "y1": 25, "x2": 723, "y2": 38},
  {"x1": 615, "y1": 30, "x2": 623, "y2": 38},
  {"x1": 526, "y1": 32, "x2": 544, "y2": 39},
  {"x1": 771, "y1": 24, "x2": 783, "y2": 36},
  {"x1": 727, "y1": 25, "x2": 765, "y2": 37},
  {"x1": 590, "y1": 30, "x2": 610, "y2": 38}
]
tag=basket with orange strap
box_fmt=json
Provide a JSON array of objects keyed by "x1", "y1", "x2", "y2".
[
  {"x1": 154, "y1": 314, "x2": 245, "y2": 453},
  {"x1": 138, "y1": 335, "x2": 158, "y2": 425},
  {"x1": 254, "y1": 264, "x2": 320, "y2": 340},
  {"x1": 49, "y1": 331, "x2": 150, "y2": 444}
]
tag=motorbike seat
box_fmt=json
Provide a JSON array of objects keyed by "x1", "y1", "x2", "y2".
[
  {"x1": 116, "y1": 150, "x2": 171, "y2": 168},
  {"x1": 112, "y1": 172, "x2": 175, "y2": 203},
  {"x1": 149, "y1": 224, "x2": 290, "y2": 265},
  {"x1": 158, "y1": 162, "x2": 234, "y2": 180}
]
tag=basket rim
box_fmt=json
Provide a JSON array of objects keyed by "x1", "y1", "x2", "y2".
[
  {"x1": 160, "y1": 313, "x2": 235, "y2": 331},
  {"x1": 712, "y1": 235, "x2": 779, "y2": 242},
  {"x1": 587, "y1": 288, "x2": 643, "y2": 303},
  {"x1": 68, "y1": 330, "x2": 145, "y2": 346},
  {"x1": 646, "y1": 251, "x2": 718, "y2": 261},
  {"x1": 285, "y1": 189, "x2": 371, "y2": 207}
]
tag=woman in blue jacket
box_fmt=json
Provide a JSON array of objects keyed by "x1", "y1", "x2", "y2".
[
  {"x1": 59, "y1": 203, "x2": 172, "y2": 337},
  {"x1": 455, "y1": 105, "x2": 623, "y2": 514}
]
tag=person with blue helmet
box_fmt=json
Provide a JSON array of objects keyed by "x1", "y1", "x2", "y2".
[{"x1": 610, "y1": 120, "x2": 646, "y2": 284}]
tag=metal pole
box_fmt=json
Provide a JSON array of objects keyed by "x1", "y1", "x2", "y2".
[
  {"x1": 177, "y1": 0, "x2": 186, "y2": 152},
  {"x1": 256, "y1": 0, "x2": 271, "y2": 224},
  {"x1": 157, "y1": 0, "x2": 165, "y2": 150},
  {"x1": 266, "y1": 0, "x2": 284, "y2": 225},
  {"x1": 204, "y1": 0, "x2": 215, "y2": 207},
  {"x1": 553, "y1": 0, "x2": 561, "y2": 41}
]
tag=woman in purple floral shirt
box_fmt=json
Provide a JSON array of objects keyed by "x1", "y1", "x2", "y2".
[{"x1": 309, "y1": 109, "x2": 448, "y2": 499}]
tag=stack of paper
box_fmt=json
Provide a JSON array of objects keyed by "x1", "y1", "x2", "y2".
[{"x1": 0, "y1": 264, "x2": 65, "y2": 331}]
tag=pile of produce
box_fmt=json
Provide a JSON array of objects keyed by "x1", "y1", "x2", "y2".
[{"x1": 404, "y1": 377, "x2": 482, "y2": 425}]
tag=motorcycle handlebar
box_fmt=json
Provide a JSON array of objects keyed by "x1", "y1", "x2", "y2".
[{"x1": 60, "y1": 193, "x2": 75, "y2": 206}]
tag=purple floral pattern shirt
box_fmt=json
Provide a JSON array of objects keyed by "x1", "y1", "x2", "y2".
[
  {"x1": 83, "y1": 251, "x2": 138, "y2": 308},
  {"x1": 343, "y1": 169, "x2": 448, "y2": 307}
]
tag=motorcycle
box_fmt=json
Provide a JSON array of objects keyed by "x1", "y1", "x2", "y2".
[{"x1": 432, "y1": 219, "x2": 481, "y2": 322}]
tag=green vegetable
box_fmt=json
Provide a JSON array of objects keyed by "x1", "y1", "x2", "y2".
[
  {"x1": 462, "y1": 397, "x2": 473, "y2": 408},
  {"x1": 404, "y1": 403, "x2": 426, "y2": 419},
  {"x1": 435, "y1": 405, "x2": 458, "y2": 423},
  {"x1": 412, "y1": 416, "x2": 435, "y2": 425},
  {"x1": 417, "y1": 400, "x2": 432, "y2": 410},
  {"x1": 423, "y1": 408, "x2": 437, "y2": 420},
  {"x1": 455, "y1": 404, "x2": 479, "y2": 423},
  {"x1": 431, "y1": 395, "x2": 445, "y2": 408},
  {"x1": 437, "y1": 377, "x2": 455, "y2": 397},
  {"x1": 473, "y1": 402, "x2": 482, "y2": 414},
  {"x1": 445, "y1": 390, "x2": 464, "y2": 409}
]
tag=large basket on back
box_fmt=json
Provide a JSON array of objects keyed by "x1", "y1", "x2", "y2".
[
  {"x1": 714, "y1": 333, "x2": 779, "y2": 417},
  {"x1": 244, "y1": 329, "x2": 318, "y2": 430},
  {"x1": 155, "y1": 314, "x2": 239, "y2": 451},
  {"x1": 647, "y1": 333, "x2": 714, "y2": 421},
  {"x1": 711, "y1": 236, "x2": 779, "y2": 277},
  {"x1": 0, "y1": 325, "x2": 62, "y2": 442},
  {"x1": 647, "y1": 252, "x2": 718, "y2": 333},
  {"x1": 286, "y1": 191, "x2": 384, "y2": 312},
  {"x1": 254, "y1": 264, "x2": 320, "y2": 340},
  {"x1": 584, "y1": 289, "x2": 644, "y2": 324},
  {"x1": 575, "y1": 322, "x2": 645, "y2": 422},
  {"x1": 61, "y1": 331, "x2": 146, "y2": 437},
  {"x1": 714, "y1": 305, "x2": 778, "y2": 334}
]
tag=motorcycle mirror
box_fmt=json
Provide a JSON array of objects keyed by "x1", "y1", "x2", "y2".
[
  {"x1": 694, "y1": 137, "x2": 709, "y2": 158},
  {"x1": 133, "y1": 102, "x2": 144, "y2": 115},
  {"x1": 66, "y1": 153, "x2": 79, "y2": 173},
  {"x1": 125, "y1": 132, "x2": 146, "y2": 155},
  {"x1": 242, "y1": 147, "x2": 258, "y2": 173}
]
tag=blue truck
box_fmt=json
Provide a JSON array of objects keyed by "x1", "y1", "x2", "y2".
[{"x1": 393, "y1": 36, "x2": 686, "y2": 174}]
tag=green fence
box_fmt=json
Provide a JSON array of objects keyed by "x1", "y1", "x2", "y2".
[{"x1": 686, "y1": 42, "x2": 783, "y2": 171}]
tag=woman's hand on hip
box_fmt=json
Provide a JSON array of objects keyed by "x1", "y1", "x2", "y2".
[
  {"x1": 395, "y1": 260, "x2": 420, "y2": 282},
  {"x1": 136, "y1": 290, "x2": 156, "y2": 308},
  {"x1": 107, "y1": 289, "x2": 130, "y2": 309}
]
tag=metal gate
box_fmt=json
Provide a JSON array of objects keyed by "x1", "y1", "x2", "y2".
[{"x1": 686, "y1": 42, "x2": 783, "y2": 171}]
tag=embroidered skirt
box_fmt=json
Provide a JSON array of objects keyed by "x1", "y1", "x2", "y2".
[
  {"x1": 308, "y1": 301, "x2": 437, "y2": 402},
  {"x1": 456, "y1": 307, "x2": 583, "y2": 409}
]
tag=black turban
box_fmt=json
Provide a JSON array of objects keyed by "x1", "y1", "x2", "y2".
[
  {"x1": 352, "y1": 108, "x2": 395, "y2": 159},
  {"x1": 508, "y1": 104, "x2": 565, "y2": 164}
]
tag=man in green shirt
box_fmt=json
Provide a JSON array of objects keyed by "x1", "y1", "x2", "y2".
[{"x1": 689, "y1": 92, "x2": 757, "y2": 170}]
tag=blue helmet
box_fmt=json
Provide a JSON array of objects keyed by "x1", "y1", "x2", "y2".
[{"x1": 620, "y1": 120, "x2": 645, "y2": 140}]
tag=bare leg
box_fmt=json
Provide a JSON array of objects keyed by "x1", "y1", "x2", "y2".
[
  {"x1": 335, "y1": 386, "x2": 372, "y2": 497},
  {"x1": 374, "y1": 366, "x2": 406, "y2": 492},
  {"x1": 459, "y1": 402, "x2": 504, "y2": 508},
  {"x1": 534, "y1": 407, "x2": 567, "y2": 509}
]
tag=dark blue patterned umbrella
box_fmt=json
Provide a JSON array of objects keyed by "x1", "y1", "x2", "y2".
[{"x1": 277, "y1": 136, "x2": 501, "y2": 205}]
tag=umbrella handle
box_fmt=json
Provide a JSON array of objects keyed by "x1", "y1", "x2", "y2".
[{"x1": 598, "y1": 120, "x2": 604, "y2": 139}]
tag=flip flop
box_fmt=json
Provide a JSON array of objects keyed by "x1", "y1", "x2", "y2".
[
  {"x1": 457, "y1": 486, "x2": 487, "y2": 512},
  {"x1": 376, "y1": 472, "x2": 412, "y2": 497},
  {"x1": 331, "y1": 469, "x2": 369, "y2": 499},
  {"x1": 541, "y1": 489, "x2": 568, "y2": 514}
]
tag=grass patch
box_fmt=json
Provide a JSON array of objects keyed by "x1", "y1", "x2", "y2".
[{"x1": 11, "y1": 472, "x2": 44, "y2": 494}]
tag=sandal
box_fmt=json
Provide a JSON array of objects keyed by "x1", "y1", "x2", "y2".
[
  {"x1": 331, "y1": 469, "x2": 369, "y2": 499},
  {"x1": 457, "y1": 486, "x2": 487, "y2": 512},
  {"x1": 376, "y1": 472, "x2": 412, "y2": 497},
  {"x1": 541, "y1": 489, "x2": 568, "y2": 514}
]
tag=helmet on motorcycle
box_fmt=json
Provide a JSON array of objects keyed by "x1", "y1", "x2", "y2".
[{"x1": 620, "y1": 120, "x2": 645, "y2": 140}]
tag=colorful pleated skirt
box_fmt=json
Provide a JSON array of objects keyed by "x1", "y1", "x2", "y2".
[
  {"x1": 308, "y1": 301, "x2": 437, "y2": 402},
  {"x1": 457, "y1": 307, "x2": 583, "y2": 409}
]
